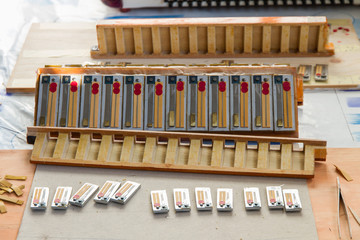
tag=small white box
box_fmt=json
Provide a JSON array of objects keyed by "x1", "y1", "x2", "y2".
[
  {"x1": 195, "y1": 187, "x2": 212, "y2": 211},
  {"x1": 217, "y1": 188, "x2": 233, "y2": 212},
  {"x1": 266, "y1": 186, "x2": 284, "y2": 209},
  {"x1": 244, "y1": 187, "x2": 261, "y2": 210},
  {"x1": 69, "y1": 183, "x2": 98, "y2": 207},
  {"x1": 94, "y1": 181, "x2": 120, "y2": 204},
  {"x1": 151, "y1": 190, "x2": 169, "y2": 214},
  {"x1": 31, "y1": 187, "x2": 49, "y2": 210},
  {"x1": 51, "y1": 186, "x2": 72, "y2": 210},
  {"x1": 283, "y1": 189, "x2": 302, "y2": 212},
  {"x1": 110, "y1": 181, "x2": 141, "y2": 204},
  {"x1": 173, "y1": 188, "x2": 191, "y2": 212}
]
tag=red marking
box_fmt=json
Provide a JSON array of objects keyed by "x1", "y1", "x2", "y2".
[
  {"x1": 333, "y1": 29, "x2": 337, "y2": 33},
  {"x1": 134, "y1": 83, "x2": 141, "y2": 95},
  {"x1": 155, "y1": 83, "x2": 163, "y2": 96},
  {"x1": 92, "y1": 83, "x2": 99, "y2": 95},
  {"x1": 219, "y1": 81, "x2": 226, "y2": 92},
  {"x1": 155, "y1": 90, "x2": 163, "y2": 96},
  {"x1": 71, "y1": 86, "x2": 77, "y2": 92},
  {"x1": 198, "y1": 81, "x2": 206, "y2": 92},
  {"x1": 344, "y1": 28, "x2": 349, "y2": 32},
  {"x1": 113, "y1": 88, "x2": 120, "y2": 94},
  {"x1": 270, "y1": 198, "x2": 276, "y2": 204},
  {"x1": 113, "y1": 82, "x2": 120, "y2": 94},
  {"x1": 198, "y1": 200, "x2": 204, "y2": 204},
  {"x1": 262, "y1": 82, "x2": 270, "y2": 95},
  {"x1": 316, "y1": 73, "x2": 321, "y2": 77},
  {"x1": 154, "y1": 203, "x2": 160, "y2": 207},
  {"x1": 241, "y1": 82, "x2": 248, "y2": 93},
  {"x1": 345, "y1": 33, "x2": 349, "y2": 36},
  {"x1": 54, "y1": 198, "x2": 60, "y2": 203},
  {"x1": 49, "y1": 82, "x2": 57, "y2": 93},
  {"x1": 98, "y1": 193, "x2": 104, "y2": 198},
  {"x1": 115, "y1": 192, "x2": 122, "y2": 197},
  {"x1": 70, "y1": 81, "x2": 78, "y2": 92},
  {"x1": 287, "y1": 201, "x2": 293, "y2": 206},
  {"x1": 113, "y1": 82, "x2": 120, "y2": 88},
  {"x1": 247, "y1": 199, "x2": 253, "y2": 204},
  {"x1": 33, "y1": 199, "x2": 39, "y2": 204},
  {"x1": 283, "y1": 81, "x2": 291, "y2": 91},
  {"x1": 338, "y1": 27, "x2": 343, "y2": 30},
  {"x1": 338, "y1": 40, "x2": 342, "y2": 43},
  {"x1": 176, "y1": 81, "x2": 184, "y2": 91},
  {"x1": 219, "y1": 201, "x2": 225, "y2": 205},
  {"x1": 176, "y1": 201, "x2": 182, "y2": 206},
  {"x1": 73, "y1": 194, "x2": 80, "y2": 200}
]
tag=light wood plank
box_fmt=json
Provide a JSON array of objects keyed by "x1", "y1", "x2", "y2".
[
  {"x1": 188, "y1": 139, "x2": 201, "y2": 165},
  {"x1": 189, "y1": 26, "x2": 198, "y2": 54},
  {"x1": 114, "y1": 27, "x2": 125, "y2": 54},
  {"x1": 97, "y1": 135, "x2": 113, "y2": 162},
  {"x1": 31, "y1": 133, "x2": 48, "y2": 159},
  {"x1": 225, "y1": 26, "x2": 234, "y2": 54},
  {"x1": 244, "y1": 25, "x2": 253, "y2": 53},
  {"x1": 280, "y1": 25, "x2": 290, "y2": 53},
  {"x1": 304, "y1": 145, "x2": 315, "y2": 172},
  {"x1": 262, "y1": 25, "x2": 271, "y2": 53},
  {"x1": 299, "y1": 25, "x2": 309, "y2": 53},
  {"x1": 207, "y1": 26, "x2": 216, "y2": 54},
  {"x1": 151, "y1": 26, "x2": 161, "y2": 54},
  {"x1": 170, "y1": 26, "x2": 180, "y2": 54},
  {"x1": 96, "y1": 27, "x2": 107, "y2": 54},
  {"x1": 133, "y1": 27, "x2": 143, "y2": 55},
  {"x1": 120, "y1": 136, "x2": 135, "y2": 162},
  {"x1": 74, "y1": 134, "x2": 91, "y2": 160},
  {"x1": 257, "y1": 142, "x2": 269, "y2": 169},
  {"x1": 142, "y1": 137, "x2": 157, "y2": 163},
  {"x1": 317, "y1": 25, "x2": 326, "y2": 52},
  {"x1": 280, "y1": 144, "x2": 292, "y2": 170},
  {"x1": 211, "y1": 140, "x2": 224, "y2": 167},
  {"x1": 52, "y1": 133, "x2": 69, "y2": 159},
  {"x1": 234, "y1": 141, "x2": 246, "y2": 168},
  {"x1": 165, "y1": 138, "x2": 178, "y2": 164}
]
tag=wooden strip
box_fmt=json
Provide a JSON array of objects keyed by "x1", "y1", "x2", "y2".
[
  {"x1": 244, "y1": 92, "x2": 248, "y2": 127},
  {"x1": 257, "y1": 143, "x2": 269, "y2": 169},
  {"x1": 151, "y1": 26, "x2": 161, "y2": 54},
  {"x1": 52, "y1": 133, "x2": 69, "y2": 159},
  {"x1": 0, "y1": 200, "x2": 6, "y2": 213},
  {"x1": 280, "y1": 25, "x2": 290, "y2": 53},
  {"x1": 287, "y1": 90, "x2": 293, "y2": 128},
  {"x1": 188, "y1": 139, "x2": 201, "y2": 166},
  {"x1": 31, "y1": 133, "x2": 48, "y2": 159},
  {"x1": 114, "y1": 92, "x2": 120, "y2": 128},
  {"x1": 49, "y1": 90, "x2": 57, "y2": 126},
  {"x1": 201, "y1": 90, "x2": 206, "y2": 128},
  {"x1": 207, "y1": 26, "x2": 216, "y2": 54},
  {"x1": 180, "y1": 90, "x2": 185, "y2": 128},
  {"x1": 218, "y1": 91, "x2": 223, "y2": 128},
  {"x1": 46, "y1": 92, "x2": 53, "y2": 126},
  {"x1": 71, "y1": 90, "x2": 78, "y2": 127},
  {"x1": 317, "y1": 25, "x2": 325, "y2": 52},
  {"x1": 299, "y1": 25, "x2": 309, "y2": 53},
  {"x1": 4, "y1": 175, "x2": 27, "y2": 181},
  {"x1": 244, "y1": 25, "x2": 253, "y2": 53},
  {"x1": 165, "y1": 138, "x2": 178, "y2": 164},
  {"x1": 189, "y1": 26, "x2": 198, "y2": 54},
  {"x1": 262, "y1": 91, "x2": 266, "y2": 127},
  {"x1": 281, "y1": 144, "x2": 292, "y2": 170},
  {"x1": 197, "y1": 87, "x2": 201, "y2": 127},
  {"x1": 170, "y1": 26, "x2": 180, "y2": 54},
  {"x1": 142, "y1": 137, "x2": 157, "y2": 163},
  {"x1": 304, "y1": 145, "x2": 315, "y2": 172},
  {"x1": 0, "y1": 195, "x2": 24, "y2": 205},
  {"x1": 158, "y1": 87, "x2": 163, "y2": 128},
  {"x1": 68, "y1": 88, "x2": 73, "y2": 127},
  {"x1": 137, "y1": 92, "x2": 142, "y2": 128},
  {"x1": 283, "y1": 88, "x2": 288, "y2": 128},
  {"x1": 240, "y1": 91, "x2": 244, "y2": 128},
  {"x1": 0, "y1": 179, "x2": 12, "y2": 188},
  {"x1": 120, "y1": 136, "x2": 135, "y2": 162},
  {"x1": 262, "y1": 25, "x2": 271, "y2": 53},
  {"x1": 89, "y1": 89, "x2": 95, "y2": 128},
  {"x1": 97, "y1": 135, "x2": 113, "y2": 162},
  {"x1": 97, "y1": 27, "x2": 107, "y2": 54},
  {"x1": 11, "y1": 185, "x2": 23, "y2": 197},
  {"x1": 222, "y1": 88, "x2": 227, "y2": 128},
  {"x1": 133, "y1": 27, "x2": 143, "y2": 55},
  {"x1": 334, "y1": 164, "x2": 353, "y2": 182},
  {"x1": 211, "y1": 140, "x2": 223, "y2": 167},
  {"x1": 114, "y1": 27, "x2": 126, "y2": 54},
  {"x1": 133, "y1": 91, "x2": 138, "y2": 128},
  {"x1": 94, "y1": 91, "x2": 100, "y2": 128},
  {"x1": 234, "y1": 142, "x2": 246, "y2": 168},
  {"x1": 154, "y1": 89, "x2": 158, "y2": 128},
  {"x1": 74, "y1": 134, "x2": 91, "y2": 160},
  {"x1": 226, "y1": 26, "x2": 234, "y2": 54}
]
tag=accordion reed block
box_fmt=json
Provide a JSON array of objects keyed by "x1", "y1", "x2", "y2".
[{"x1": 90, "y1": 16, "x2": 334, "y2": 59}]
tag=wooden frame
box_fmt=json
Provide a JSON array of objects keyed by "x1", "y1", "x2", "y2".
[
  {"x1": 91, "y1": 17, "x2": 334, "y2": 59},
  {"x1": 27, "y1": 126, "x2": 326, "y2": 178}
]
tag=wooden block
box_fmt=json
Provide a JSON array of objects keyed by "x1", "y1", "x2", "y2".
[
  {"x1": 74, "y1": 134, "x2": 91, "y2": 160},
  {"x1": 334, "y1": 164, "x2": 353, "y2": 182},
  {"x1": 225, "y1": 26, "x2": 234, "y2": 54},
  {"x1": 165, "y1": 138, "x2": 178, "y2": 164},
  {"x1": 142, "y1": 137, "x2": 157, "y2": 163},
  {"x1": 52, "y1": 133, "x2": 69, "y2": 159},
  {"x1": 257, "y1": 143, "x2": 269, "y2": 169},
  {"x1": 96, "y1": 26, "x2": 107, "y2": 54},
  {"x1": 207, "y1": 26, "x2": 216, "y2": 54},
  {"x1": 280, "y1": 25, "x2": 290, "y2": 53},
  {"x1": 262, "y1": 25, "x2": 271, "y2": 53},
  {"x1": 120, "y1": 136, "x2": 134, "y2": 162},
  {"x1": 189, "y1": 26, "x2": 198, "y2": 54},
  {"x1": 244, "y1": 25, "x2": 253, "y2": 53},
  {"x1": 133, "y1": 27, "x2": 143, "y2": 55},
  {"x1": 170, "y1": 26, "x2": 180, "y2": 54},
  {"x1": 0, "y1": 190, "x2": 5, "y2": 195},
  {"x1": 0, "y1": 186, "x2": 13, "y2": 193},
  {"x1": 97, "y1": 135, "x2": 113, "y2": 162},
  {"x1": 114, "y1": 27, "x2": 126, "y2": 54},
  {"x1": 0, "y1": 195, "x2": 24, "y2": 205},
  {"x1": 11, "y1": 185, "x2": 23, "y2": 197},
  {"x1": 0, "y1": 200, "x2": 6, "y2": 214},
  {"x1": 31, "y1": 133, "x2": 48, "y2": 159},
  {"x1": 4, "y1": 175, "x2": 27, "y2": 181},
  {"x1": 188, "y1": 139, "x2": 201, "y2": 165},
  {"x1": 234, "y1": 142, "x2": 246, "y2": 168},
  {"x1": 0, "y1": 179, "x2": 13, "y2": 188},
  {"x1": 299, "y1": 25, "x2": 309, "y2": 53},
  {"x1": 314, "y1": 148, "x2": 327, "y2": 160},
  {"x1": 151, "y1": 26, "x2": 161, "y2": 54},
  {"x1": 317, "y1": 24, "x2": 326, "y2": 52},
  {"x1": 304, "y1": 145, "x2": 315, "y2": 172},
  {"x1": 211, "y1": 140, "x2": 223, "y2": 167},
  {"x1": 281, "y1": 144, "x2": 292, "y2": 170}
]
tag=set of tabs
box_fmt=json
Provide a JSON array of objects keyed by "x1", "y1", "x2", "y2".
[{"x1": 36, "y1": 73, "x2": 296, "y2": 132}]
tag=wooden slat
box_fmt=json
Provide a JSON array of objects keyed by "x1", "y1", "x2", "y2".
[
  {"x1": 133, "y1": 27, "x2": 143, "y2": 55},
  {"x1": 188, "y1": 139, "x2": 201, "y2": 165},
  {"x1": 211, "y1": 140, "x2": 223, "y2": 167},
  {"x1": 189, "y1": 26, "x2": 198, "y2": 54},
  {"x1": 262, "y1": 25, "x2": 271, "y2": 53},
  {"x1": 317, "y1": 25, "x2": 326, "y2": 52},
  {"x1": 142, "y1": 137, "x2": 157, "y2": 163},
  {"x1": 96, "y1": 27, "x2": 107, "y2": 54},
  {"x1": 114, "y1": 27, "x2": 125, "y2": 54},
  {"x1": 207, "y1": 26, "x2": 216, "y2": 54},
  {"x1": 97, "y1": 135, "x2": 113, "y2": 162},
  {"x1": 280, "y1": 144, "x2": 292, "y2": 170},
  {"x1": 170, "y1": 26, "x2": 180, "y2": 54},
  {"x1": 151, "y1": 26, "x2": 161, "y2": 54},
  {"x1": 74, "y1": 134, "x2": 91, "y2": 160},
  {"x1": 280, "y1": 25, "x2": 290, "y2": 53},
  {"x1": 299, "y1": 25, "x2": 309, "y2": 53},
  {"x1": 234, "y1": 142, "x2": 246, "y2": 168},
  {"x1": 257, "y1": 143, "x2": 269, "y2": 169},
  {"x1": 120, "y1": 136, "x2": 135, "y2": 162},
  {"x1": 52, "y1": 133, "x2": 69, "y2": 159},
  {"x1": 165, "y1": 138, "x2": 178, "y2": 164},
  {"x1": 304, "y1": 145, "x2": 315, "y2": 172},
  {"x1": 225, "y1": 26, "x2": 234, "y2": 54},
  {"x1": 31, "y1": 133, "x2": 48, "y2": 159},
  {"x1": 244, "y1": 25, "x2": 253, "y2": 53}
]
